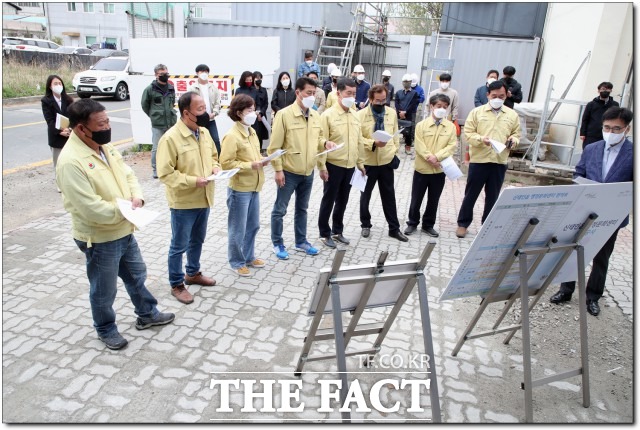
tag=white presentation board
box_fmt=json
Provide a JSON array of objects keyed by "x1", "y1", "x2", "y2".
[
  {"x1": 128, "y1": 37, "x2": 280, "y2": 145},
  {"x1": 440, "y1": 182, "x2": 633, "y2": 301}
]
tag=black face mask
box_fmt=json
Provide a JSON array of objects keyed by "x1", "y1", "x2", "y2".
[
  {"x1": 189, "y1": 111, "x2": 210, "y2": 127},
  {"x1": 158, "y1": 74, "x2": 169, "y2": 83},
  {"x1": 371, "y1": 104, "x2": 385, "y2": 113},
  {"x1": 332, "y1": 78, "x2": 338, "y2": 84},
  {"x1": 382, "y1": 77, "x2": 390, "y2": 82},
  {"x1": 85, "y1": 127, "x2": 111, "y2": 145},
  {"x1": 255, "y1": 79, "x2": 262, "y2": 87},
  {"x1": 600, "y1": 91, "x2": 611, "y2": 98}
]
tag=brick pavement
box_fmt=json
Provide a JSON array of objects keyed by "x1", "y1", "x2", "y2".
[{"x1": 2, "y1": 149, "x2": 633, "y2": 423}]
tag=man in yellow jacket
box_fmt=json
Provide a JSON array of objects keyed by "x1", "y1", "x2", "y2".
[
  {"x1": 404, "y1": 93, "x2": 457, "y2": 237},
  {"x1": 317, "y1": 77, "x2": 366, "y2": 248},
  {"x1": 267, "y1": 76, "x2": 338, "y2": 260},
  {"x1": 356, "y1": 84, "x2": 408, "y2": 242},
  {"x1": 456, "y1": 80, "x2": 521, "y2": 238},
  {"x1": 57, "y1": 99, "x2": 175, "y2": 350},
  {"x1": 157, "y1": 92, "x2": 221, "y2": 304}
]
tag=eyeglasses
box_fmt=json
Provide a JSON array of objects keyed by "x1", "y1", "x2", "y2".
[{"x1": 602, "y1": 126, "x2": 626, "y2": 133}]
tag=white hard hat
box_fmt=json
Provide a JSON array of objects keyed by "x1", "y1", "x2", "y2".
[
  {"x1": 327, "y1": 63, "x2": 337, "y2": 74},
  {"x1": 410, "y1": 73, "x2": 419, "y2": 84},
  {"x1": 330, "y1": 68, "x2": 342, "y2": 77},
  {"x1": 402, "y1": 74, "x2": 412, "y2": 82},
  {"x1": 353, "y1": 64, "x2": 365, "y2": 73},
  {"x1": 382, "y1": 69, "x2": 391, "y2": 77}
]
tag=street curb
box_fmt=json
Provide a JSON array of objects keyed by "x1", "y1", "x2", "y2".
[{"x1": 3, "y1": 92, "x2": 79, "y2": 106}]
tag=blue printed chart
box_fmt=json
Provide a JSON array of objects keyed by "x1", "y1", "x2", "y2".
[{"x1": 440, "y1": 182, "x2": 632, "y2": 301}]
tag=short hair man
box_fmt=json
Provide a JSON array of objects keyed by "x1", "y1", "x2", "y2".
[
  {"x1": 297, "y1": 50, "x2": 320, "y2": 78},
  {"x1": 306, "y1": 71, "x2": 326, "y2": 114},
  {"x1": 141, "y1": 63, "x2": 177, "y2": 178},
  {"x1": 190, "y1": 64, "x2": 222, "y2": 154},
  {"x1": 156, "y1": 92, "x2": 221, "y2": 304},
  {"x1": 381, "y1": 69, "x2": 394, "y2": 107},
  {"x1": 56, "y1": 99, "x2": 175, "y2": 350},
  {"x1": 317, "y1": 77, "x2": 366, "y2": 248},
  {"x1": 501, "y1": 65, "x2": 523, "y2": 109},
  {"x1": 456, "y1": 80, "x2": 521, "y2": 238},
  {"x1": 425, "y1": 73, "x2": 459, "y2": 122},
  {"x1": 357, "y1": 84, "x2": 408, "y2": 242},
  {"x1": 474, "y1": 69, "x2": 500, "y2": 107},
  {"x1": 579, "y1": 81, "x2": 619, "y2": 148},
  {"x1": 267, "y1": 77, "x2": 338, "y2": 260},
  {"x1": 550, "y1": 107, "x2": 633, "y2": 316},
  {"x1": 395, "y1": 74, "x2": 421, "y2": 154}
]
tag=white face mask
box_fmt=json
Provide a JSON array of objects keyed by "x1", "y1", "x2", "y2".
[
  {"x1": 489, "y1": 98, "x2": 504, "y2": 110},
  {"x1": 356, "y1": 74, "x2": 365, "y2": 82},
  {"x1": 281, "y1": 79, "x2": 290, "y2": 88},
  {"x1": 198, "y1": 73, "x2": 209, "y2": 81},
  {"x1": 487, "y1": 77, "x2": 497, "y2": 85},
  {"x1": 242, "y1": 111, "x2": 257, "y2": 126},
  {"x1": 301, "y1": 95, "x2": 316, "y2": 109},
  {"x1": 603, "y1": 130, "x2": 626, "y2": 146},
  {"x1": 51, "y1": 85, "x2": 63, "y2": 95},
  {"x1": 433, "y1": 108, "x2": 447, "y2": 119},
  {"x1": 440, "y1": 82, "x2": 450, "y2": 90},
  {"x1": 341, "y1": 97, "x2": 355, "y2": 109},
  {"x1": 411, "y1": 82, "x2": 417, "y2": 88},
  {"x1": 306, "y1": 60, "x2": 313, "y2": 66}
]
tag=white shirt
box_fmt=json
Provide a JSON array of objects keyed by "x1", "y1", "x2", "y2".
[
  {"x1": 602, "y1": 140, "x2": 623, "y2": 179},
  {"x1": 199, "y1": 82, "x2": 212, "y2": 115}
]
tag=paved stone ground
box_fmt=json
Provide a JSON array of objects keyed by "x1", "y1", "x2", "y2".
[{"x1": 2, "y1": 149, "x2": 633, "y2": 423}]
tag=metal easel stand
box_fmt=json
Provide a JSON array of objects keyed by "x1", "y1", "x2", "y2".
[
  {"x1": 294, "y1": 242, "x2": 442, "y2": 423},
  {"x1": 451, "y1": 214, "x2": 597, "y2": 422}
]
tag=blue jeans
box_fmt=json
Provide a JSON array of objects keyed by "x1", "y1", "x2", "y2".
[
  {"x1": 75, "y1": 235, "x2": 159, "y2": 338},
  {"x1": 151, "y1": 127, "x2": 169, "y2": 177},
  {"x1": 206, "y1": 119, "x2": 221, "y2": 155},
  {"x1": 169, "y1": 208, "x2": 210, "y2": 286},
  {"x1": 271, "y1": 170, "x2": 313, "y2": 246},
  {"x1": 227, "y1": 188, "x2": 260, "y2": 268}
]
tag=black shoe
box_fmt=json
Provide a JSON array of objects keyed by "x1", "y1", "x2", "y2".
[
  {"x1": 549, "y1": 291, "x2": 572, "y2": 304},
  {"x1": 361, "y1": 228, "x2": 370, "y2": 238},
  {"x1": 99, "y1": 332, "x2": 128, "y2": 350},
  {"x1": 332, "y1": 234, "x2": 350, "y2": 245},
  {"x1": 421, "y1": 227, "x2": 439, "y2": 237},
  {"x1": 320, "y1": 236, "x2": 337, "y2": 248},
  {"x1": 404, "y1": 225, "x2": 417, "y2": 235},
  {"x1": 389, "y1": 231, "x2": 409, "y2": 242},
  {"x1": 586, "y1": 300, "x2": 600, "y2": 316},
  {"x1": 135, "y1": 312, "x2": 176, "y2": 330}
]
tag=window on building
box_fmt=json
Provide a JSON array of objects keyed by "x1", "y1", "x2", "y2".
[
  {"x1": 16, "y1": 3, "x2": 41, "y2": 7},
  {"x1": 85, "y1": 35, "x2": 97, "y2": 47},
  {"x1": 194, "y1": 6, "x2": 203, "y2": 18},
  {"x1": 83, "y1": 2, "x2": 94, "y2": 13},
  {"x1": 103, "y1": 3, "x2": 114, "y2": 13},
  {"x1": 67, "y1": 2, "x2": 76, "y2": 11},
  {"x1": 105, "y1": 37, "x2": 117, "y2": 48}
]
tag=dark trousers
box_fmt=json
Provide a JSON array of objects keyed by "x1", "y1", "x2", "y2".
[
  {"x1": 360, "y1": 164, "x2": 400, "y2": 233},
  {"x1": 319, "y1": 162, "x2": 354, "y2": 237},
  {"x1": 407, "y1": 171, "x2": 446, "y2": 228},
  {"x1": 206, "y1": 120, "x2": 221, "y2": 155},
  {"x1": 401, "y1": 112, "x2": 416, "y2": 146},
  {"x1": 457, "y1": 162, "x2": 507, "y2": 228},
  {"x1": 559, "y1": 229, "x2": 620, "y2": 302}
]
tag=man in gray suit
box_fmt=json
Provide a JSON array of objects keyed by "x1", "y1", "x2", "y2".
[{"x1": 549, "y1": 106, "x2": 634, "y2": 316}]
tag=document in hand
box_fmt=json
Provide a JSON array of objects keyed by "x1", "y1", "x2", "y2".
[
  {"x1": 263, "y1": 149, "x2": 287, "y2": 162},
  {"x1": 206, "y1": 168, "x2": 240, "y2": 181},
  {"x1": 440, "y1": 156, "x2": 463, "y2": 181},
  {"x1": 489, "y1": 139, "x2": 507, "y2": 154},
  {"x1": 371, "y1": 128, "x2": 405, "y2": 143},
  {"x1": 349, "y1": 169, "x2": 368, "y2": 193},
  {"x1": 572, "y1": 176, "x2": 598, "y2": 185},
  {"x1": 55, "y1": 113, "x2": 69, "y2": 130},
  {"x1": 116, "y1": 198, "x2": 161, "y2": 229},
  {"x1": 316, "y1": 142, "x2": 345, "y2": 156}
]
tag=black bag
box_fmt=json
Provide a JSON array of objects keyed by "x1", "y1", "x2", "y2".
[{"x1": 390, "y1": 155, "x2": 400, "y2": 169}]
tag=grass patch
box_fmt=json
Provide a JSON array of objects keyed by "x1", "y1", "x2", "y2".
[
  {"x1": 122, "y1": 144, "x2": 152, "y2": 156},
  {"x1": 2, "y1": 57, "x2": 86, "y2": 98}
]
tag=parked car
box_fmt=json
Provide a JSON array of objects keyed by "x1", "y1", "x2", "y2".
[
  {"x1": 72, "y1": 56, "x2": 130, "y2": 101},
  {"x1": 54, "y1": 46, "x2": 93, "y2": 55},
  {"x1": 90, "y1": 49, "x2": 128, "y2": 58},
  {"x1": 2, "y1": 37, "x2": 59, "y2": 54}
]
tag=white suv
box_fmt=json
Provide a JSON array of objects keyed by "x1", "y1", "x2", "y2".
[
  {"x1": 2, "y1": 37, "x2": 59, "y2": 54},
  {"x1": 72, "y1": 56, "x2": 130, "y2": 101}
]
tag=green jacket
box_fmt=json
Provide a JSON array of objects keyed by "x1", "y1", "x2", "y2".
[{"x1": 141, "y1": 80, "x2": 177, "y2": 129}]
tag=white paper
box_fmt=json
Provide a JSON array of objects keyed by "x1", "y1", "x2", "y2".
[
  {"x1": 206, "y1": 168, "x2": 240, "y2": 181},
  {"x1": 260, "y1": 116, "x2": 271, "y2": 133},
  {"x1": 372, "y1": 130, "x2": 393, "y2": 143},
  {"x1": 263, "y1": 149, "x2": 287, "y2": 162},
  {"x1": 55, "y1": 113, "x2": 69, "y2": 130},
  {"x1": 440, "y1": 156, "x2": 463, "y2": 181},
  {"x1": 572, "y1": 176, "x2": 598, "y2": 185},
  {"x1": 116, "y1": 198, "x2": 161, "y2": 230},
  {"x1": 316, "y1": 142, "x2": 345, "y2": 156},
  {"x1": 489, "y1": 139, "x2": 507, "y2": 154},
  {"x1": 349, "y1": 169, "x2": 368, "y2": 193}
]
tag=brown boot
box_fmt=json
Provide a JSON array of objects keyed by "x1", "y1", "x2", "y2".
[
  {"x1": 171, "y1": 284, "x2": 194, "y2": 304},
  {"x1": 184, "y1": 271, "x2": 216, "y2": 287}
]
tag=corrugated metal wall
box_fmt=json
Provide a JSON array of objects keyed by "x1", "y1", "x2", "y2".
[
  {"x1": 229, "y1": 2, "x2": 353, "y2": 31},
  {"x1": 441, "y1": 3, "x2": 547, "y2": 38}
]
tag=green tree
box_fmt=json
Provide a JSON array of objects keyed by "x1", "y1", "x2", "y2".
[{"x1": 389, "y1": 3, "x2": 443, "y2": 35}]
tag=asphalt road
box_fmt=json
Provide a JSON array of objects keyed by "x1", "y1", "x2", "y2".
[{"x1": 2, "y1": 97, "x2": 132, "y2": 172}]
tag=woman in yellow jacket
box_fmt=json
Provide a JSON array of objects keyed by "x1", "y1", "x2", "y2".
[
  {"x1": 404, "y1": 93, "x2": 457, "y2": 238},
  {"x1": 219, "y1": 94, "x2": 269, "y2": 277}
]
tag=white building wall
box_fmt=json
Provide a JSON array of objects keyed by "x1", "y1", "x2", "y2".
[
  {"x1": 47, "y1": 2, "x2": 129, "y2": 48},
  {"x1": 533, "y1": 3, "x2": 633, "y2": 163}
]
